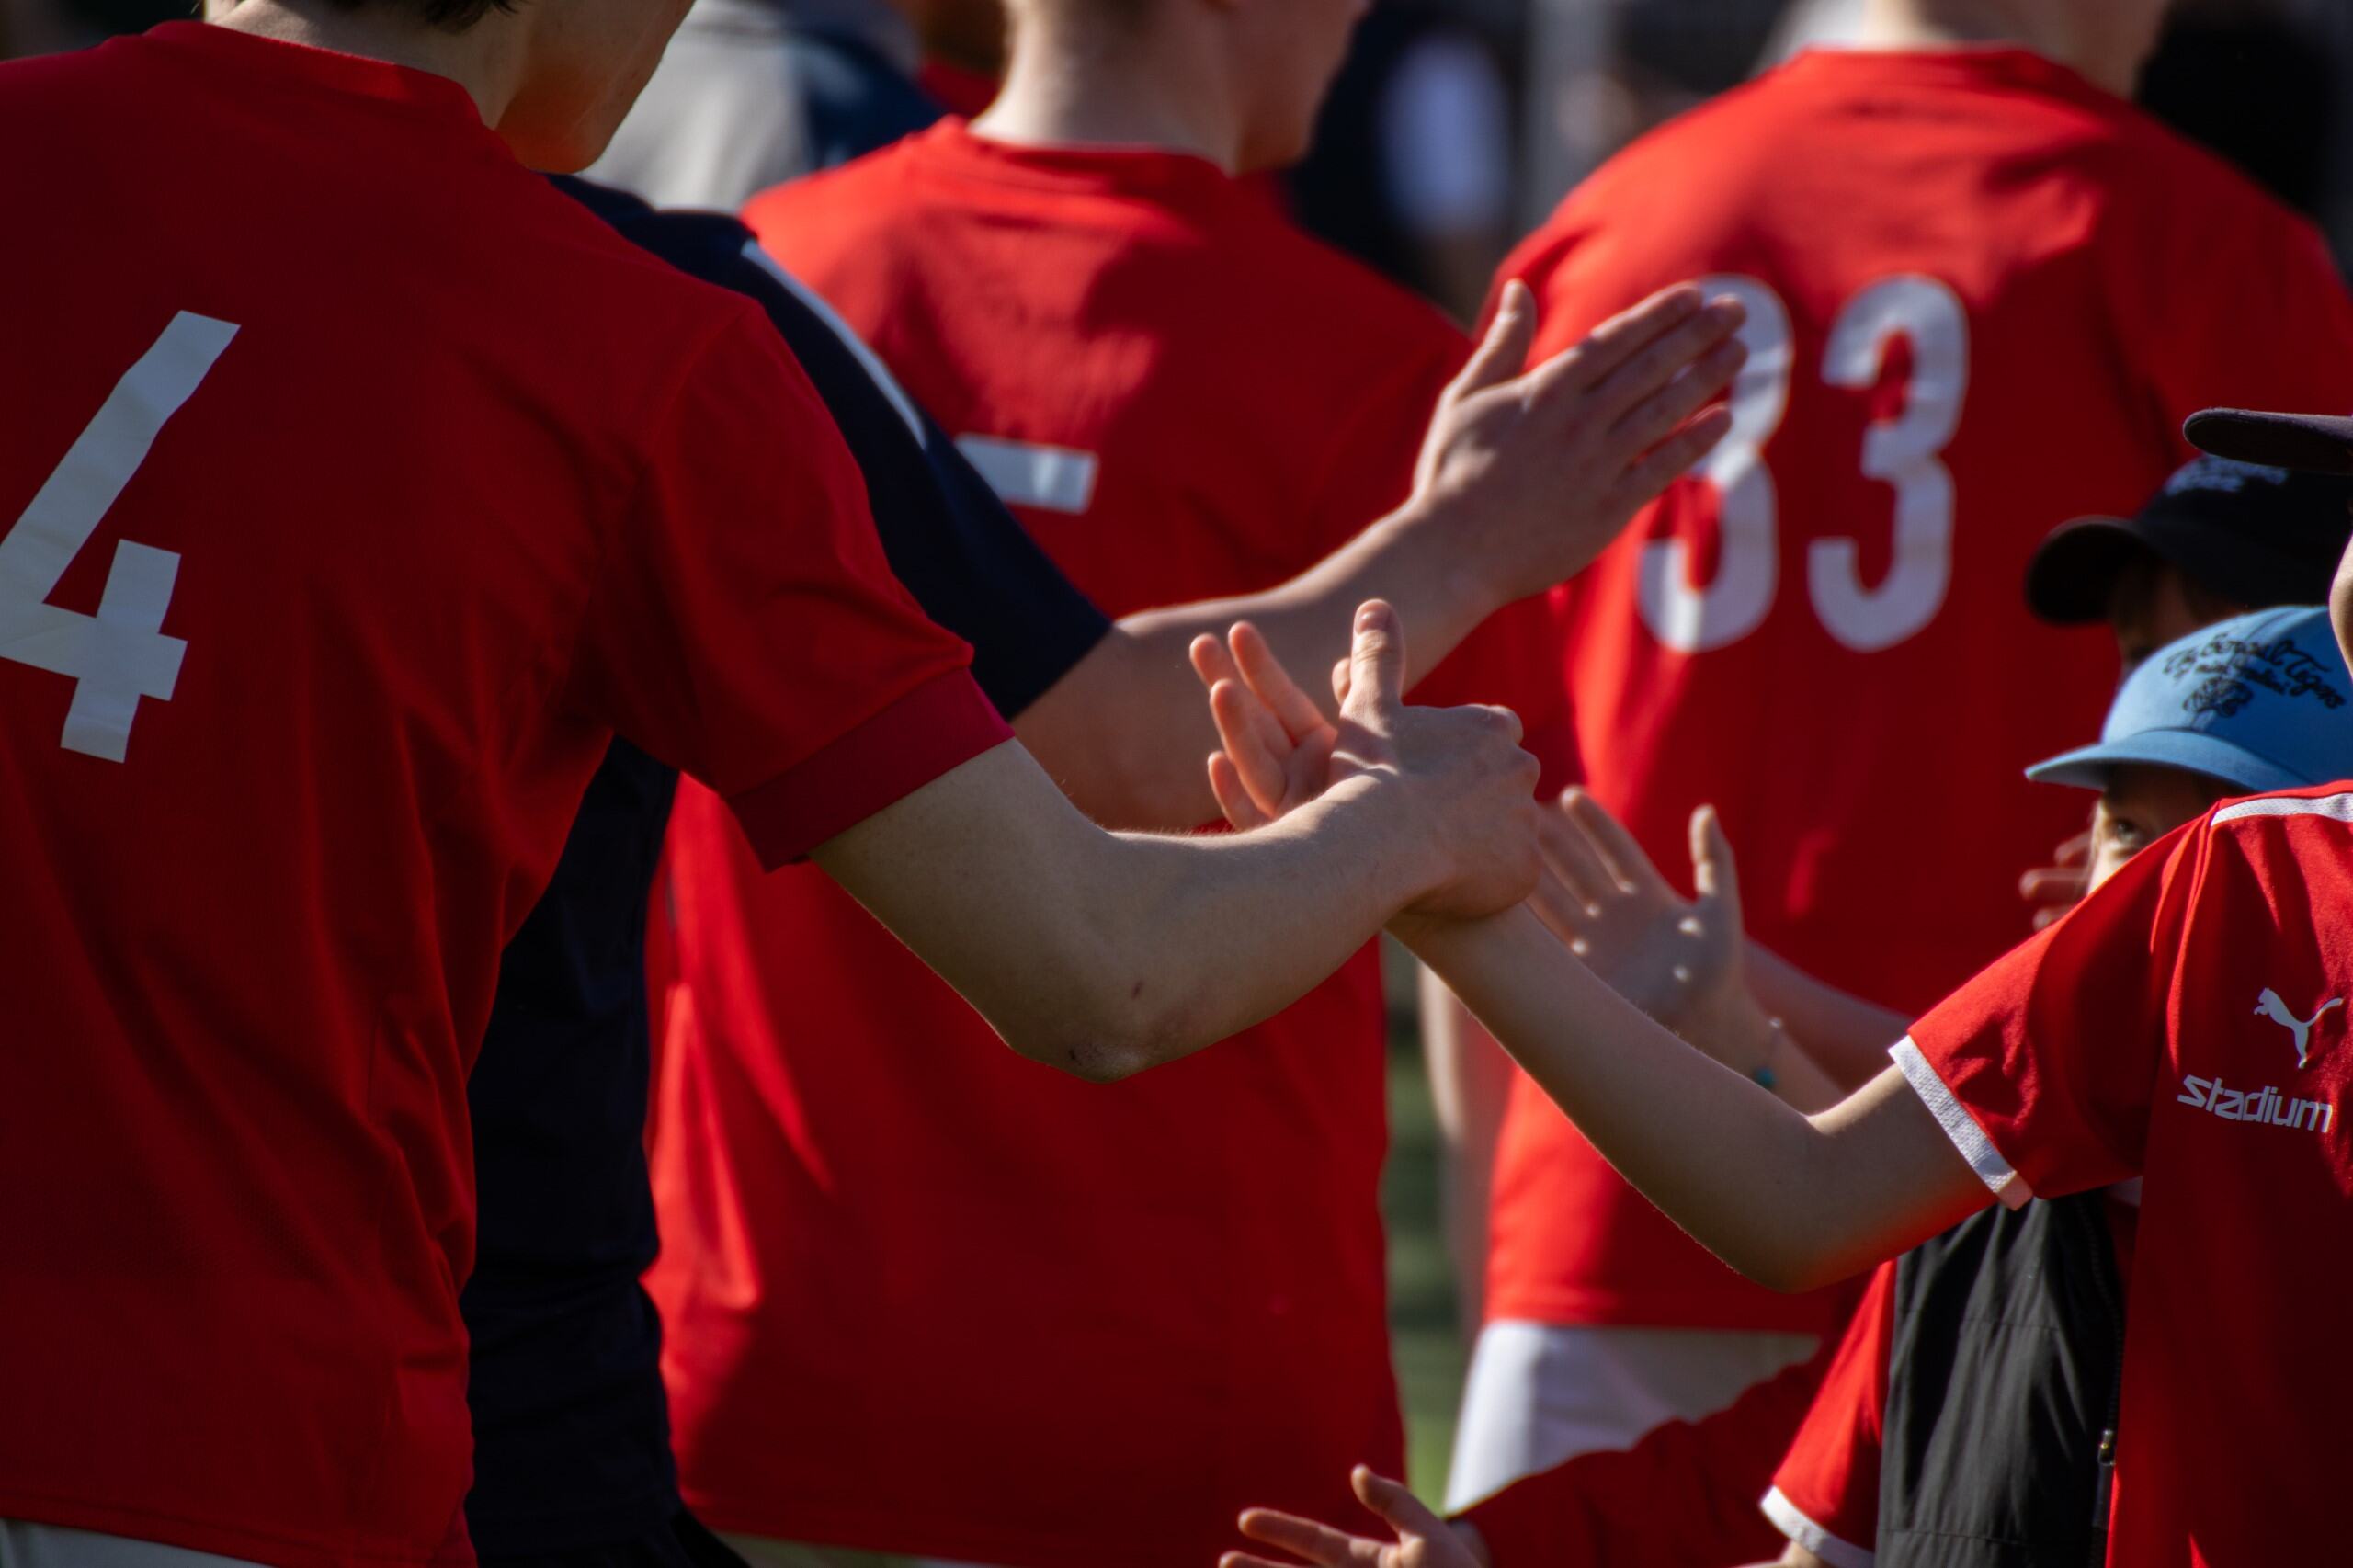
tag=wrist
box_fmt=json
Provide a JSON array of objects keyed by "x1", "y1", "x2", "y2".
[
  {"x1": 1319, "y1": 769, "x2": 1458, "y2": 915},
  {"x1": 1376, "y1": 498, "x2": 1503, "y2": 648}
]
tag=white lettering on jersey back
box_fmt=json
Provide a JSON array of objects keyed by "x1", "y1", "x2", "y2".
[{"x1": 957, "y1": 436, "x2": 1100, "y2": 516}]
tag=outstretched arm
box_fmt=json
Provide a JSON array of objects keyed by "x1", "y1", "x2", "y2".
[
  {"x1": 1016, "y1": 282, "x2": 1743, "y2": 828},
  {"x1": 814, "y1": 602, "x2": 1543, "y2": 1084},
  {"x1": 1402, "y1": 909, "x2": 1984, "y2": 1292},
  {"x1": 1191, "y1": 626, "x2": 1988, "y2": 1290}
]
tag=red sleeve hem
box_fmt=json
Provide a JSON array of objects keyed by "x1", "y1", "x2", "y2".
[{"x1": 727, "y1": 670, "x2": 1012, "y2": 869}]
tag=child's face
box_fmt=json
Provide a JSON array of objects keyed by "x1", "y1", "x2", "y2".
[{"x1": 2088, "y1": 763, "x2": 2224, "y2": 892}]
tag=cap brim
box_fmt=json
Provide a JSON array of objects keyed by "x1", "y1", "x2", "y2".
[
  {"x1": 2025, "y1": 731, "x2": 2312, "y2": 795},
  {"x1": 2185, "y1": 409, "x2": 2353, "y2": 475},
  {"x1": 2024, "y1": 516, "x2": 2152, "y2": 624}
]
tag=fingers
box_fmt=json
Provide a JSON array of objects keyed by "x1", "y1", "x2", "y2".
[
  {"x1": 1575, "y1": 291, "x2": 1746, "y2": 430},
  {"x1": 1343, "y1": 599, "x2": 1406, "y2": 716},
  {"x1": 1210, "y1": 678, "x2": 1293, "y2": 817},
  {"x1": 1688, "y1": 804, "x2": 1742, "y2": 933},
  {"x1": 1618, "y1": 403, "x2": 1733, "y2": 499},
  {"x1": 1527, "y1": 858, "x2": 1597, "y2": 952},
  {"x1": 1526, "y1": 282, "x2": 1706, "y2": 400},
  {"x1": 1331, "y1": 658, "x2": 1352, "y2": 707},
  {"x1": 1537, "y1": 794, "x2": 1616, "y2": 910},
  {"x1": 1189, "y1": 631, "x2": 1243, "y2": 696},
  {"x1": 1608, "y1": 334, "x2": 1746, "y2": 457},
  {"x1": 1208, "y1": 753, "x2": 1272, "y2": 832},
  {"x1": 1353, "y1": 1466, "x2": 1447, "y2": 1540},
  {"x1": 1451, "y1": 279, "x2": 1539, "y2": 397},
  {"x1": 1562, "y1": 788, "x2": 1671, "y2": 898},
  {"x1": 1236, "y1": 1507, "x2": 1387, "y2": 1568},
  {"x1": 1231, "y1": 621, "x2": 1334, "y2": 743}
]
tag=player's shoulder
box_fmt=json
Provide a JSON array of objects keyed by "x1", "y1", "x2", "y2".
[
  {"x1": 744, "y1": 134, "x2": 925, "y2": 236},
  {"x1": 513, "y1": 175, "x2": 779, "y2": 357},
  {"x1": 2205, "y1": 785, "x2": 2353, "y2": 843},
  {"x1": 1241, "y1": 206, "x2": 1464, "y2": 362}
]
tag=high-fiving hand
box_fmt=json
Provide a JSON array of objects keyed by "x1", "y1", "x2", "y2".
[
  {"x1": 1529, "y1": 790, "x2": 1748, "y2": 1040},
  {"x1": 1407, "y1": 280, "x2": 1746, "y2": 605},
  {"x1": 1222, "y1": 1466, "x2": 1491, "y2": 1568},
  {"x1": 1191, "y1": 601, "x2": 1541, "y2": 920}
]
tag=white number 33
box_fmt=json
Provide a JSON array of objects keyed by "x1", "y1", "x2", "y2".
[
  {"x1": 0, "y1": 312, "x2": 234, "y2": 762},
  {"x1": 1641, "y1": 275, "x2": 1968, "y2": 654}
]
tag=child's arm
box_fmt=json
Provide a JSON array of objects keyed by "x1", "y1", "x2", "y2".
[
  {"x1": 1743, "y1": 945, "x2": 1915, "y2": 1090},
  {"x1": 1401, "y1": 903, "x2": 1989, "y2": 1292}
]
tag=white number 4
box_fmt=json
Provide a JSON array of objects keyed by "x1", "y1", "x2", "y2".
[{"x1": 0, "y1": 312, "x2": 234, "y2": 761}]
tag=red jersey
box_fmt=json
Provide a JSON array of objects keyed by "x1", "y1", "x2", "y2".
[
  {"x1": 1484, "y1": 47, "x2": 2353, "y2": 1336},
  {"x1": 1762, "y1": 1264, "x2": 1893, "y2": 1567},
  {"x1": 0, "y1": 28, "x2": 1006, "y2": 1566},
  {"x1": 646, "y1": 121, "x2": 1574, "y2": 1568},
  {"x1": 1898, "y1": 785, "x2": 2353, "y2": 1564}
]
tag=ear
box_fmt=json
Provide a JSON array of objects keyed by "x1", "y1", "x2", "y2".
[{"x1": 2332, "y1": 534, "x2": 2353, "y2": 673}]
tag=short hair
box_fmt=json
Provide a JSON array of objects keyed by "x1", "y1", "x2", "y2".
[{"x1": 319, "y1": 0, "x2": 517, "y2": 32}]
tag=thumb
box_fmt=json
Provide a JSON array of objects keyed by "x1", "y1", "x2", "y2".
[
  {"x1": 1451, "y1": 278, "x2": 1538, "y2": 398},
  {"x1": 1345, "y1": 600, "x2": 1405, "y2": 716},
  {"x1": 1689, "y1": 805, "x2": 1742, "y2": 930},
  {"x1": 1352, "y1": 1466, "x2": 1446, "y2": 1539}
]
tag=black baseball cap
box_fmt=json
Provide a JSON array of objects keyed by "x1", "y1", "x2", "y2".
[
  {"x1": 2024, "y1": 452, "x2": 2353, "y2": 624},
  {"x1": 2186, "y1": 407, "x2": 2353, "y2": 474}
]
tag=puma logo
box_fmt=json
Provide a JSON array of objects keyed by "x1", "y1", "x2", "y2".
[{"x1": 2255, "y1": 989, "x2": 2345, "y2": 1069}]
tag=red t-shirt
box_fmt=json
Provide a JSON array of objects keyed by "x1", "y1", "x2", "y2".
[
  {"x1": 1484, "y1": 46, "x2": 2353, "y2": 1336},
  {"x1": 1896, "y1": 785, "x2": 2353, "y2": 1565},
  {"x1": 645, "y1": 120, "x2": 1574, "y2": 1568},
  {"x1": 1763, "y1": 1263, "x2": 1894, "y2": 1567},
  {"x1": 0, "y1": 28, "x2": 1006, "y2": 1567}
]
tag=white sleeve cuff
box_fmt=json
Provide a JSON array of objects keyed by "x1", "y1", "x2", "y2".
[
  {"x1": 1761, "y1": 1485, "x2": 1876, "y2": 1568},
  {"x1": 1890, "y1": 1036, "x2": 2030, "y2": 1210}
]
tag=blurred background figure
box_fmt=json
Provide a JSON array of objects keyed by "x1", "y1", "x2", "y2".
[
  {"x1": 1287, "y1": 0, "x2": 1520, "y2": 322},
  {"x1": 587, "y1": 0, "x2": 1006, "y2": 210}
]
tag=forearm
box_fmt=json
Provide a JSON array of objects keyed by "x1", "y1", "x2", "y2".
[
  {"x1": 1423, "y1": 971, "x2": 1512, "y2": 1332},
  {"x1": 817, "y1": 744, "x2": 1449, "y2": 1081},
  {"x1": 1014, "y1": 502, "x2": 1488, "y2": 829},
  {"x1": 1404, "y1": 906, "x2": 1985, "y2": 1291},
  {"x1": 1745, "y1": 945, "x2": 1914, "y2": 1089}
]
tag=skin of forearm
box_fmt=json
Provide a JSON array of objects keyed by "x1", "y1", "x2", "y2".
[
  {"x1": 1421, "y1": 973, "x2": 1514, "y2": 1332},
  {"x1": 1745, "y1": 943, "x2": 1915, "y2": 1090},
  {"x1": 1404, "y1": 905, "x2": 1987, "y2": 1292},
  {"x1": 1012, "y1": 499, "x2": 1488, "y2": 830},
  {"x1": 815, "y1": 743, "x2": 1451, "y2": 1083}
]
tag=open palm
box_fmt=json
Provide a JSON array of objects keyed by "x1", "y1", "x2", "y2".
[{"x1": 1529, "y1": 790, "x2": 1746, "y2": 1040}]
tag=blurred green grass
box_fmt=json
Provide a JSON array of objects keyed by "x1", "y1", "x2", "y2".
[{"x1": 1381, "y1": 943, "x2": 1469, "y2": 1504}]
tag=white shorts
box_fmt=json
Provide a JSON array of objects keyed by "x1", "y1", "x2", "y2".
[
  {"x1": 1445, "y1": 1320, "x2": 1818, "y2": 1511},
  {"x1": 0, "y1": 1523, "x2": 261, "y2": 1568}
]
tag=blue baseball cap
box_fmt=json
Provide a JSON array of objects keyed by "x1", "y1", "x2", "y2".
[{"x1": 2026, "y1": 606, "x2": 2353, "y2": 794}]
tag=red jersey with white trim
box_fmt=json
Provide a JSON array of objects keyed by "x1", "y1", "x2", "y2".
[
  {"x1": 1763, "y1": 1264, "x2": 1893, "y2": 1568},
  {"x1": 1899, "y1": 785, "x2": 2353, "y2": 1565},
  {"x1": 1484, "y1": 47, "x2": 2353, "y2": 1336},
  {"x1": 0, "y1": 28, "x2": 1006, "y2": 1566},
  {"x1": 646, "y1": 120, "x2": 1575, "y2": 1568}
]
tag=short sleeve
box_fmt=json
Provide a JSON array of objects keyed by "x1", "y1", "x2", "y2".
[
  {"x1": 1763, "y1": 1262, "x2": 1895, "y2": 1568},
  {"x1": 2105, "y1": 168, "x2": 2353, "y2": 449},
  {"x1": 1897, "y1": 816, "x2": 2205, "y2": 1206},
  {"x1": 567, "y1": 312, "x2": 1011, "y2": 868},
  {"x1": 710, "y1": 240, "x2": 1112, "y2": 717}
]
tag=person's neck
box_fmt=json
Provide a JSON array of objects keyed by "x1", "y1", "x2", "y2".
[
  {"x1": 1855, "y1": 0, "x2": 2132, "y2": 95},
  {"x1": 972, "y1": 24, "x2": 1242, "y2": 173},
  {"x1": 209, "y1": 0, "x2": 522, "y2": 126}
]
